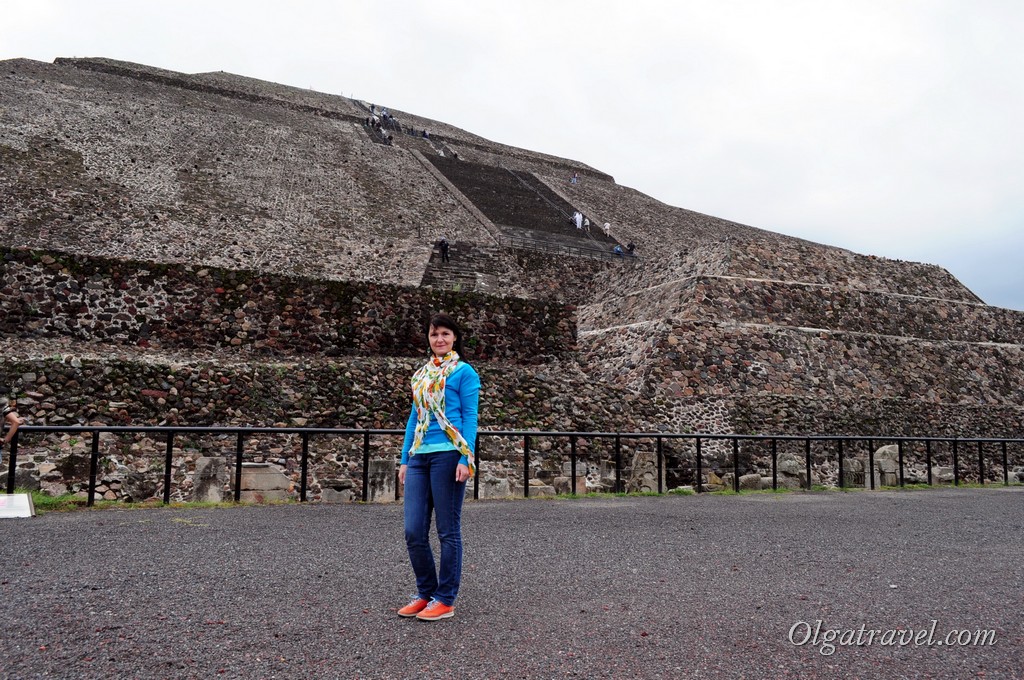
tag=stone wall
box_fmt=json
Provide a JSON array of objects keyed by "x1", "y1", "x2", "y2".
[
  {"x1": 725, "y1": 240, "x2": 981, "y2": 303},
  {"x1": 0, "y1": 248, "x2": 576, "y2": 362},
  {"x1": 635, "y1": 320, "x2": 1024, "y2": 405},
  {"x1": 7, "y1": 345, "x2": 1020, "y2": 501},
  {"x1": 581, "y1": 275, "x2": 1024, "y2": 343},
  {"x1": 581, "y1": 242, "x2": 732, "y2": 315},
  {"x1": 507, "y1": 249, "x2": 613, "y2": 304},
  {"x1": 0, "y1": 345, "x2": 645, "y2": 501}
]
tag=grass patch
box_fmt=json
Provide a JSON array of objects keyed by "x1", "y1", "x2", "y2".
[{"x1": 23, "y1": 489, "x2": 89, "y2": 513}]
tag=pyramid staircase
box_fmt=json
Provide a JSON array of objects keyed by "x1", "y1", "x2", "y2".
[
  {"x1": 419, "y1": 242, "x2": 503, "y2": 293},
  {"x1": 426, "y1": 156, "x2": 598, "y2": 241}
]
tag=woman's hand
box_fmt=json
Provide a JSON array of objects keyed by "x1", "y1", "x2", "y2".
[
  {"x1": 455, "y1": 464, "x2": 470, "y2": 483},
  {"x1": 399, "y1": 464, "x2": 407, "y2": 485}
]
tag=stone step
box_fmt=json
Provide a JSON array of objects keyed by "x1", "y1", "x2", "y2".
[{"x1": 418, "y1": 242, "x2": 503, "y2": 292}]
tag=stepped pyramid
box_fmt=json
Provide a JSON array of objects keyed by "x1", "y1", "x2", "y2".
[{"x1": 2, "y1": 55, "x2": 1023, "y2": 479}]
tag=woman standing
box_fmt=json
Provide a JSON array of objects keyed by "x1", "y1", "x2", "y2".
[{"x1": 397, "y1": 313, "x2": 480, "y2": 621}]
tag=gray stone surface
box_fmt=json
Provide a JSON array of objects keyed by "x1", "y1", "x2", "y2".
[
  {"x1": 238, "y1": 462, "x2": 291, "y2": 502},
  {"x1": 192, "y1": 456, "x2": 229, "y2": 503},
  {"x1": 552, "y1": 475, "x2": 589, "y2": 495},
  {"x1": 480, "y1": 475, "x2": 513, "y2": 499},
  {"x1": 3, "y1": 55, "x2": 1024, "y2": 505},
  {"x1": 739, "y1": 473, "x2": 762, "y2": 490},
  {"x1": 0, "y1": 488, "x2": 1020, "y2": 678}
]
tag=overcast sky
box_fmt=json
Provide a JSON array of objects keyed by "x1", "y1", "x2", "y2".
[{"x1": 4, "y1": 0, "x2": 1022, "y2": 310}]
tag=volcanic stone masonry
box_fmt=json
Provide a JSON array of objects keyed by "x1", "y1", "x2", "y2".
[{"x1": 1, "y1": 56, "x2": 1022, "y2": 501}]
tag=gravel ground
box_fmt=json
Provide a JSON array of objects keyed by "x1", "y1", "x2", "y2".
[{"x1": 1, "y1": 487, "x2": 1021, "y2": 679}]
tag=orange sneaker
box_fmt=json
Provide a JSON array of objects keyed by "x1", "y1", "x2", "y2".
[
  {"x1": 397, "y1": 597, "x2": 430, "y2": 617},
  {"x1": 416, "y1": 599, "x2": 455, "y2": 621}
]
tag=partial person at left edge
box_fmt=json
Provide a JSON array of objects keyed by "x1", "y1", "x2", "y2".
[{"x1": 1, "y1": 397, "x2": 26, "y2": 466}]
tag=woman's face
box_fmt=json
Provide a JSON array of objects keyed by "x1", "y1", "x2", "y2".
[{"x1": 429, "y1": 324, "x2": 456, "y2": 357}]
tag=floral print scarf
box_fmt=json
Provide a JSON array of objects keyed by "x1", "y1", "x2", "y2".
[{"x1": 410, "y1": 350, "x2": 476, "y2": 475}]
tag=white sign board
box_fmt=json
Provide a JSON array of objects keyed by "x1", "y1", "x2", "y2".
[{"x1": 0, "y1": 493, "x2": 35, "y2": 518}]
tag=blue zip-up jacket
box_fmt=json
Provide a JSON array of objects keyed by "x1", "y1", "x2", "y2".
[{"x1": 400, "y1": 362, "x2": 480, "y2": 466}]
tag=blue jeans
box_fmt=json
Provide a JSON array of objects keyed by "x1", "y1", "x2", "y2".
[{"x1": 404, "y1": 449, "x2": 466, "y2": 606}]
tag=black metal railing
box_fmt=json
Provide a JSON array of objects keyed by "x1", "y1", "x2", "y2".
[
  {"x1": 498, "y1": 235, "x2": 638, "y2": 262},
  {"x1": 4, "y1": 427, "x2": 1022, "y2": 505}
]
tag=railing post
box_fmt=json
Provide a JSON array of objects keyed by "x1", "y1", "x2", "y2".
[
  {"x1": 731, "y1": 437, "x2": 740, "y2": 493},
  {"x1": 230, "y1": 432, "x2": 243, "y2": 502},
  {"x1": 87, "y1": 430, "x2": 100, "y2": 507},
  {"x1": 953, "y1": 439, "x2": 960, "y2": 486},
  {"x1": 300, "y1": 433, "x2": 310, "y2": 502},
  {"x1": 978, "y1": 441, "x2": 985, "y2": 485},
  {"x1": 362, "y1": 430, "x2": 370, "y2": 502},
  {"x1": 163, "y1": 432, "x2": 175, "y2": 504},
  {"x1": 5, "y1": 431, "x2": 19, "y2": 494},
  {"x1": 897, "y1": 440, "x2": 905, "y2": 488},
  {"x1": 614, "y1": 434, "x2": 622, "y2": 493},
  {"x1": 837, "y1": 439, "x2": 845, "y2": 489},
  {"x1": 1002, "y1": 441, "x2": 1009, "y2": 486},
  {"x1": 771, "y1": 438, "x2": 777, "y2": 491},
  {"x1": 695, "y1": 437, "x2": 703, "y2": 493},
  {"x1": 656, "y1": 437, "x2": 663, "y2": 494},
  {"x1": 473, "y1": 434, "x2": 480, "y2": 501},
  {"x1": 524, "y1": 435, "x2": 530, "y2": 498},
  {"x1": 926, "y1": 439, "x2": 933, "y2": 486},
  {"x1": 804, "y1": 438, "x2": 812, "y2": 491},
  {"x1": 570, "y1": 435, "x2": 578, "y2": 495},
  {"x1": 868, "y1": 439, "x2": 875, "y2": 490}
]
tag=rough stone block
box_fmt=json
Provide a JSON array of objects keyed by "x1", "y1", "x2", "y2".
[
  {"x1": 193, "y1": 456, "x2": 229, "y2": 503},
  {"x1": 12, "y1": 469, "x2": 39, "y2": 491},
  {"x1": 552, "y1": 475, "x2": 588, "y2": 495},
  {"x1": 240, "y1": 462, "x2": 291, "y2": 492},
  {"x1": 528, "y1": 483, "x2": 556, "y2": 497},
  {"x1": 739, "y1": 473, "x2": 761, "y2": 490},
  {"x1": 40, "y1": 480, "x2": 68, "y2": 496},
  {"x1": 321, "y1": 487, "x2": 353, "y2": 503},
  {"x1": 367, "y1": 458, "x2": 396, "y2": 503},
  {"x1": 481, "y1": 477, "x2": 513, "y2": 498},
  {"x1": 777, "y1": 455, "x2": 803, "y2": 475},
  {"x1": 776, "y1": 475, "x2": 802, "y2": 490}
]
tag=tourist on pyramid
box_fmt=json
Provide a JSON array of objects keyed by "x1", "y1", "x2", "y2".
[{"x1": 396, "y1": 313, "x2": 480, "y2": 621}]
